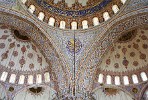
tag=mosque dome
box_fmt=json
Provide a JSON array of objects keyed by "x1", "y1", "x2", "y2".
[
  {"x1": 20, "y1": 0, "x2": 127, "y2": 30},
  {"x1": 0, "y1": 0, "x2": 147, "y2": 100}
]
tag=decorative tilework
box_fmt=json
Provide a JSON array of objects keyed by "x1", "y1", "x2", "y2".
[
  {"x1": 0, "y1": 0, "x2": 148, "y2": 100},
  {"x1": 66, "y1": 38, "x2": 82, "y2": 54},
  {"x1": 36, "y1": 0, "x2": 111, "y2": 17}
]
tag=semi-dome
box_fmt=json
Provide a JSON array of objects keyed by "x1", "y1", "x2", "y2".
[
  {"x1": 0, "y1": 25, "x2": 51, "y2": 85},
  {"x1": 0, "y1": 26, "x2": 49, "y2": 71},
  {"x1": 97, "y1": 28, "x2": 148, "y2": 85}
]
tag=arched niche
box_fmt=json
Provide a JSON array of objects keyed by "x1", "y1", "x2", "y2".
[
  {"x1": 92, "y1": 86, "x2": 134, "y2": 100},
  {"x1": 0, "y1": 83, "x2": 7, "y2": 100},
  {"x1": 13, "y1": 85, "x2": 57, "y2": 100}
]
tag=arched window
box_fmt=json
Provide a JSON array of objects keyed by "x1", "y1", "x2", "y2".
[
  {"x1": 60, "y1": 21, "x2": 66, "y2": 29},
  {"x1": 21, "y1": 0, "x2": 27, "y2": 4},
  {"x1": 9, "y1": 74, "x2": 16, "y2": 83},
  {"x1": 112, "y1": 5, "x2": 119, "y2": 14},
  {"x1": 44, "y1": 72, "x2": 50, "y2": 82},
  {"x1": 121, "y1": 0, "x2": 126, "y2": 4},
  {"x1": 140, "y1": 72, "x2": 148, "y2": 81},
  {"x1": 82, "y1": 20, "x2": 88, "y2": 29},
  {"x1": 38, "y1": 12, "x2": 45, "y2": 21},
  {"x1": 103, "y1": 12, "x2": 110, "y2": 21},
  {"x1": 48, "y1": 17, "x2": 55, "y2": 26},
  {"x1": 123, "y1": 76, "x2": 129, "y2": 85},
  {"x1": 71, "y1": 21, "x2": 77, "y2": 30},
  {"x1": 93, "y1": 17, "x2": 99, "y2": 26},
  {"x1": 98, "y1": 74, "x2": 103, "y2": 83},
  {"x1": 28, "y1": 5, "x2": 35, "y2": 14},
  {"x1": 132, "y1": 74, "x2": 139, "y2": 84},
  {"x1": 36, "y1": 74, "x2": 42, "y2": 84},
  {"x1": 106, "y1": 75, "x2": 112, "y2": 84},
  {"x1": 18, "y1": 75, "x2": 25, "y2": 84},
  {"x1": 115, "y1": 76, "x2": 120, "y2": 85},
  {"x1": 28, "y1": 75, "x2": 33, "y2": 84},
  {"x1": 132, "y1": 75, "x2": 139, "y2": 83},
  {"x1": 0, "y1": 72, "x2": 8, "y2": 82}
]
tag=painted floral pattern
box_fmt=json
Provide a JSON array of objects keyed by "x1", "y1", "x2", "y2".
[
  {"x1": 99, "y1": 29, "x2": 148, "y2": 72},
  {"x1": 0, "y1": 27, "x2": 49, "y2": 71}
]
